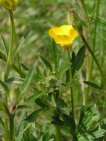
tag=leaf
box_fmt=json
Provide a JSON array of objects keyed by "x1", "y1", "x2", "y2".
[
  {"x1": 52, "y1": 115, "x2": 63, "y2": 126},
  {"x1": 75, "y1": 46, "x2": 86, "y2": 71},
  {"x1": 0, "y1": 80, "x2": 9, "y2": 92},
  {"x1": 83, "y1": 81, "x2": 101, "y2": 89},
  {"x1": 25, "y1": 109, "x2": 43, "y2": 123},
  {"x1": 77, "y1": 105, "x2": 101, "y2": 133},
  {"x1": 13, "y1": 31, "x2": 31, "y2": 58},
  {"x1": 20, "y1": 63, "x2": 36, "y2": 94},
  {"x1": 78, "y1": 129, "x2": 105, "y2": 141},
  {"x1": 17, "y1": 105, "x2": 31, "y2": 111},
  {"x1": 55, "y1": 98, "x2": 67, "y2": 108},
  {"x1": 59, "y1": 62, "x2": 70, "y2": 77},
  {"x1": 0, "y1": 51, "x2": 7, "y2": 61},
  {"x1": 42, "y1": 132, "x2": 50, "y2": 141},
  {"x1": 65, "y1": 69, "x2": 70, "y2": 83},
  {"x1": 23, "y1": 131, "x2": 37, "y2": 141},
  {"x1": 52, "y1": 41, "x2": 59, "y2": 71},
  {"x1": 39, "y1": 54, "x2": 52, "y2": 71},
  {"x1": 25, "y1": 91, "x2": 44, "y2": 102},
  {"x1": 21, "y1": 63, "x2": 29, "y2": 71},
  {"x1": 1, "y1": 34, "x2": 8, "y2": 56},
  {"x1": 71, "y1": 51, "x2": 76, "y2": 77},
  {"x1": 35, "y1": 98, "x2": 48, "y2": 108},
  {"x1": 5, "y1": 77, "x2": 23, "y2": 84}
]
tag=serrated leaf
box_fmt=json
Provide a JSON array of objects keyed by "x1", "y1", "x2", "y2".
[
  {"x1": 78, "y1": 129, "x2": 105, "y2": 141},
  {"x1": 25, "y1": 109, "x2": 43, "y2": 123},
  {"x1": 78, "y1": 105, "x2": 101, "y2": 133},
  {"x1": 20, "y1": 63, "x2": 36, "y2": 94},
  {"x1": 83, "y1": 81, "x2": 101, "y2": 89},
  {"x1": 40, "y1": 55, "x2": 52, "y2": 71}
]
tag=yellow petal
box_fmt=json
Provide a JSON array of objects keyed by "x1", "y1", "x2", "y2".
[
  {"x1": 0, "y1": 0, "x2": 19, "y2": 10},
  {"x1": 49, "y1": 24, "x2": 79, "y2": 49}
]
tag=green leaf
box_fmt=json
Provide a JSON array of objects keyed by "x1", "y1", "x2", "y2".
[
  {"x1": 0, "y1": 80, "x2": 9, "y2": 92},
  {"x1": 20, "y1": 63, "x2": 36, "y2": 94},
  {"x1": 78, "y1": 129, "x2": 105, "y2": 141},
  {"x1": 21, "y1": 63, "x2": 29, "y2": 71},
  {"x1": 5, "y1": 77, "x2": 23, "y2": 84},
  {"x1": 75, "y1": 46, "x2": 86, "y2": 71},
  {"x1": 83, "y1": 81, "x2": 101, "y2": 89},
  {"x1": 25, "y1": 91, "x2": 44, "y2": 102},
  {"x1": 17, "y1": 105, "x2": 31, "y2": 111},
  {"x1": 39, "y1": 54, "x2": 52, "y2": 71},
  {"x1": 78, "y1": 105, "x2": 101, "y2": 133},
  {"x1": 25, "y1": 109, "x2": 43, "y2": 123},
  {"x1": 35, "y1": 98, "x2": 48, "y2": 108},
  {"x1": 42, "y1": 132, "x2": 49, "y2": 141},
  {"x1": 55, "y1": 98, "x2": 67, "y2": 108},
  {"x1": 23, "y1": 131, "x2": 37, "y2": 141},
  {"x1": 52, "y1": 41, "x2": 59, "y2": 71},
  {"x1": 0, "y1": 51, "x2": 7, "y2": 61},
  {"x1": 59, "y1": 62, "x2": 70, "y2": 77},
  {"x1": 1, "y1": 34, "x2": 8, "y2": 56},
  {"x1": 13, "y1": 32, "x2": 31, "y2": 58},
  {"x1": 71, "y1": 51, "x2": 76, "y2": 77}
]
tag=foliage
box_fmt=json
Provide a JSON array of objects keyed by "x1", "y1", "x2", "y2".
[{"x1": 0, "y1": 0, "x2": 106, "y2": 141}]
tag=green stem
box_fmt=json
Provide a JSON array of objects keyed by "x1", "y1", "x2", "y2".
[
  {"x1": 55, "y1": 126, "x2": 63, "y2": 141},
  {"x1": 80, "y1": 34, "x2": 103, "y2": 77},
  {"x1": 4, "y1": 10, "x2": 15, "y2": 80},
  {"x1": 9, "y1": 115, "x2": 14, "y2": 141},
  {"x1": 89, "y1": 0, "x2": 101, "y2": 81},
  {"x1": 80, "y1": 34, "x2": 103, "y2": 106},
  {"x1": 67, "y1": 50, "x2": 75, "y2": 119},
  {"x1": 4, "y1": 118, "x2": 9, "y2": 141},
  {"x1": 67, "y1": 50, "x2": 77, "y2": 141},
  {"x1": 80, "y1": 0, "x2": 91, "y2": 27}
]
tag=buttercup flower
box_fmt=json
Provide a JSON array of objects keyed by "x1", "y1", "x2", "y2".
[
  {"x1": 0, "y1": 0, "x2": 19, "y2": 10},
  {"x1": 49, "y1": 25, "x2": 79, "y2": 49}
]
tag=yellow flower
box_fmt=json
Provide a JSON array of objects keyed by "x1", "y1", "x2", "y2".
[
  {"x1": 0, "y1": 0, "x2": 19, "y2": 10},
  {"x1": 49, "y1": 25, "x2": 79, "y2": 49}
]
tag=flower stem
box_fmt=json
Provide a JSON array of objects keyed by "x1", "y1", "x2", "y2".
[
  {"x1": 89, "y1": 0, "x2": 101, "y2": 81},
  {"x1": 4, "y1": 10, "x2": 15, "y2": 80},
  {"x1": 80, "y1": 34, "x2": 103, "y2": 77},
  {"x1": 67, "y1": 50, "x2": 75, "y2": 119},
  {"x1": 80, "y1": 34, "x2": 103, "y2": 106},
  {"x1": 9, "y1": 115, "x2": 14, "y2": 141}
]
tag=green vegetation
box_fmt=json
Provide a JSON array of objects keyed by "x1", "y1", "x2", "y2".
[{"x1": 0, "y1": 0, "x2": 106, "y2": 141}]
